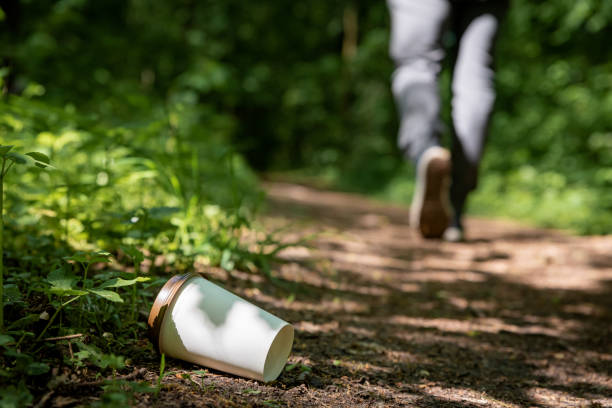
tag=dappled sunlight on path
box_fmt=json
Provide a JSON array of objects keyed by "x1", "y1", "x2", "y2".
[
  {"x1": 148, "y1": 182, "x2": 611, "y2": 408},
  {"x1": 251, "y1": 182, "x2": 612, "y2": 407}
]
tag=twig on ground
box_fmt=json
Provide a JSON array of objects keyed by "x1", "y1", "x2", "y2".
[
  {"x1": 66, "y1": 367, "x2": 148, "y2": 388},
  {"x1": 42, "y1": 333, "x2": 84, "y2": 342}
]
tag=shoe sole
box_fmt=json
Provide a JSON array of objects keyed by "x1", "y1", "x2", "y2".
[{"x1": 410, "y1": 147, "x2": 451, "y2": 238}]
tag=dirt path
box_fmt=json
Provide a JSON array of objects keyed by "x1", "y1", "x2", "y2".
[{"x1": 146, "y1": 182, "x2": 611, "y2": 407}]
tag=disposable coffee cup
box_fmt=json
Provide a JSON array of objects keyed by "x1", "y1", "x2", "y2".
[{"x1": 148, "y1": 273, "x2": 294, "y2": 382}]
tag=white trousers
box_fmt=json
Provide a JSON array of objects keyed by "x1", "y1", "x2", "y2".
[{"x1": 388, "y1": 0, "x2": 506, "y2": 173}]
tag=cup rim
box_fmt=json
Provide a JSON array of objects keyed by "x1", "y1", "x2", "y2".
[{"x1": 147, "y1": 272, "x2": 201, "y2": 351}]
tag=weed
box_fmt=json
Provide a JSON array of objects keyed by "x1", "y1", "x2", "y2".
[
  {"x1": 155, "y1": 353, "x2": 166, "y2": 397},
  {"x1": 93, "y1": 379, "x2": 155, "y2": 408},
  {"x1": 0, "y1": 97, "x2": 294, "y2": 404},
  {"x1": 0, "y1": 145, "x2": 50, "y2": 331},
  {"x1": 262, "y1": 400, "x2": 284, "y2": 407}
]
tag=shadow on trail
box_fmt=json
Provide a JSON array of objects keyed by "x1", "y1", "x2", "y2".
[
  {"x1": 248, "y1": 182, "x2": 612, "y2": 407},
  {"x1": 252, "y1": 273, "x2": 612, "y2": 407}
]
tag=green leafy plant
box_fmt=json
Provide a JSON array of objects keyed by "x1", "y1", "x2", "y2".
[
  {"x1": 63, "y1": 251, "x2": 112, "y2": 292},
  {"x1": 0, "y1": 382, "x2": 33, "y2": 408},
  {"x1": 0, "y1": 145, "x2": 50, "y2": 332},
  {"x1": 0, "y1": 334, "x2": 49, "y2": 407},
  {"x1": 36, "y1": 251, "x2": 148, "y2": 341},
  {"x1": 73, "y1": 341, "x2": 125, "y2": 371},
  {"x1": 155, "y1": 353, "x2": 166, "y2": 397},
  {"x1": 92, "y1": 379, "x2": 155, "y2": 408},
  {"x1": 119, "y1": 245, "x2": 145, "y2": 322}
]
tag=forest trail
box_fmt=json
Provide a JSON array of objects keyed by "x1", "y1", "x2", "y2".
[{"x1": 150, "y1": 182, "x2": 611, "y2": 408}]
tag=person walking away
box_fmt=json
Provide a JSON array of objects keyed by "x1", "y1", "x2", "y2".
[{"x1": 387, "y1": 0, "x2": 509, "y2": 241}]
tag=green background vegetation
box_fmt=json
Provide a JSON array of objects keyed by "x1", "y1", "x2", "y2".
[
  {"x1": 0, "y1": 0, "x2": 610, "y2": 403},
  {"x1": 2, "y1": 0, "x2": 611, "y2": 234}
]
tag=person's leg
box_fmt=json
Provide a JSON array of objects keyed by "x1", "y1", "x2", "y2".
[
  {"x1": 447, "y1": 1, "x2": 508, "y2": 239},
  {"x1": 388, "y1": 0, "x2": 454, "y2": 238},
  {"x1": 387, "y1": 0, "x2": 450, "y2": 162}
]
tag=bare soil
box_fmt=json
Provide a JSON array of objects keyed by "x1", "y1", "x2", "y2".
[{"x1": 49, "y1": 182, "x2": 612, "y2": 407}]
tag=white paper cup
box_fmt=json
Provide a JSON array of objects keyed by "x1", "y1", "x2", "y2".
[{"x1": 148, "y1": 273, "x2": 294, "y2": 382}]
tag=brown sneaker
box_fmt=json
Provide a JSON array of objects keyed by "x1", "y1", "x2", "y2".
[{"x1": 410, "y1": 146, "x2": 452, "y2": 238}]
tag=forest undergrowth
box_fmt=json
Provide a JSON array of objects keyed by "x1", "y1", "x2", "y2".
[{"x1": 0, "y1": 94, "x2": 298, "y2": 406}]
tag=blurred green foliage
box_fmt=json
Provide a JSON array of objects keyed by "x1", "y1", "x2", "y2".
[
  {"x1": 1, "y1": 0, "x2": 272, "y2": 266},
  {"x1": 0, "y1": 94, "x2": 263, "y2": 265},
  {"x1": 1, "y1": 0, "x2": 611, "y2": 238},
  {"x1": 477, "y1": 0, "x2": 612, "y2": 233},
  {"x1": 374, "y1": 0, "x2": 612, "y2": 234}
]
